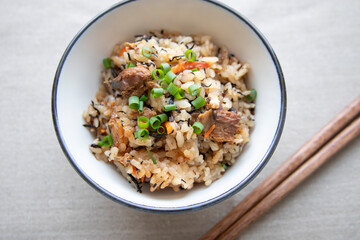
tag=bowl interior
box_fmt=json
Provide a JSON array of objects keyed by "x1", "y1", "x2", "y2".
[{"x1": 53, "y1": 0, "x2": 285, "y2": 212}]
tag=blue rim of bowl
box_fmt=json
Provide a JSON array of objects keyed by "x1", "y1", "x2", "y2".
[{"x1": 52, "y1": 0, "x2": 286, "y2": 213}]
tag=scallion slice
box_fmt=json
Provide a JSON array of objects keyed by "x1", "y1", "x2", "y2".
[
  {"x1": 152, "y1": 69, "x2": 164, "y2": 80},
  {"x1": 188, "y1": 84, "x2": 200, "y2": 96},
  {"x1": 192, "y1": 121, "x2": 204, "y2": 134},
  {"x1": 164, "y1": 104, "x2": 177, "y2": 112},
  {"x1": 245, "y1": 88, "x2": 257, "y2": 101},
  {"x1": 146, "y1": 148, "x2": 157, "y2": 164},
  {"x1": 164, "y1": 71, "x2": 176, "y2": 84},
  {"x1": 129, "y1": 96, "x2": 140, "y2": 109},
  {"x1": 191, "y1": 68, "x2": 198, "y2": 72},
  {"x1": 156, "y1": 113, "x2": 168, "y2": 123},
  {"x1": 139, "y1": 100, "x2": 144, "y2": 112},
  {"x1": 140, "y1": 94, "x2": 148, "y2": 102},
  {"x1": 157, "y1": 126, "x2": 166, "y2": 135},
  {"x1": 151, "y1": 88, "x2": 164, "y2": 97},
  {"x1": 221, "y1": 163, "x2": 228, "y2": 169},
  {"x1": 97, "y1": 134, "x2": 113, "y2": 147},
  {"x1": 185, "y1": 49, "x2": 197, "y2": 62},
  {"x1": 149, "y1": 117, "x2": 161, "y2": 129},
  {"x1": 137, "y1": 116, "x2": 149, "y2": 129},
  {"x1": 159, "y1": 80, "x2": 168, "y2": 90},
  {"x1": 134, "y1": 129, "x2": 149, "y2": 140},
  {"x1": 160, "y1": 63, "x2": 171, "y2": 74},
  {"x1": 191, "y1": 96, "x2": 206, "y2": 109},
  {"x1": 142, "y1": 46, "x2": 152, "y2": 58},
  {"x1": 174, "y1": 88, "x2": 185, "y2": 100},
  {"x1": 126, "y1": 62, "x2": 136, "y2": 68},
  {"x1": 103, "y1": 58, "x2": 112, "y2": 69},
  {"x1": 167, "y1": 83, "x2": 179, "y2": 96}
]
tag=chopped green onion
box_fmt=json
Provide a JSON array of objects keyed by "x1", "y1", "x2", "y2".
[
  {"x1": 140, "y1": 94, "x2": 148, "y2": 102},
  {"x1": 149, "y1": 117, "x2": 161, "y2": 129},
  {"x1": 164, "y1": 104, "x2": 177, "y2": 112},
  {"x1": 97, "y1": 134, "x2": 113, "y2": 147},
  {"x1": 134, "y1": 129, "x2": 149, "y2": 140},
  {"x1": 142, "y1": 46, "x2": 152, "y2": 58},
  {"x1": 185, "y1": 49, "x2": 197, "y2": 62},
  {"x1": 157, "y1": 126, "x2": 166, "y2": 134},
  {"x1": 245, "y1": 88, "x2": 257, "y2": 101},
  {"x1": 167, "y1": 83, "x2": 179, "y2": 96},
  {"x1": 159, "y1": 80, "x2": 168, "y2": 89},
  {"x1": 192, "y1": 121, "x2": 204, "y2": 134},
  {"x1": 103, "y1": 58, "x2": 112, "y2": 69},
  {"x1": 151, "y1": 88, "x2": 164, "y2": 97},
  {"x1": 126, "y1": 62, "x2": 136, "y2": 68},
  {"x1": 191, "y1": 96, "x2": 206, "y2": 109},
  {"x1": 156, "y1": 113, "x2": 168, "y2": 123},
  {"x1": 191, "y1": 68, "x2": 198, "y2": 72},
  {"x1": 129, "y1": 96, "x2": 140, "y2": 109},
  {"x1": 160, "y1": 63, "x2": 171, "y2": 74},
  {"x1": 221, "y1": 163, "x2": 228, "y2": 169},
  {"x1": 139, "y1": 100, "x2": 144, "y2": 112},
  {"x1": 152, "y1": 69, "x2": 164, "y2": 80},
  {"x1": 137, "y1": 116, "x2": 149, "y2": 129},
  {"x1": 188, "y1": 84, "x2": 201, "y2": 96},
  {"x1": 146, "y1": 148, "x2": 157, "y2": 164},
  {"x1": 164, "y1": 71, "x2": 176, "y2": 84},
  {"x1": 174, "y1": 88, "x2": 185, "y2": 100}
]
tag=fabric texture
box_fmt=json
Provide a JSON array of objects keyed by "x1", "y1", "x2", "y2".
[{"x1": 0, "y1": 0, "x2": 359, "y2": 239}]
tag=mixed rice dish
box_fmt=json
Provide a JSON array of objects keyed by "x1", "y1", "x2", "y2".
[{"x1": 83, "y1": 30, "x2": 256, "y2": 192}]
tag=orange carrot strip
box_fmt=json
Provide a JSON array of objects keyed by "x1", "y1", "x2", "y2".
[
  {"x1": 100, "y1": 129, "x2": 106, "y2": 134},
  {"x1": 110, "y1": 102, "x2": 115, "y2": 107},
  {"x1": 117, "y1": 42, "x2": 139, "y2": 57},
  {"x1": 132, "y1": 166, "x2": 137, "y2": 175},
  {"x1": 171, "y1": 61, "x2": 210, "y2": 74},
  {"x1": 204, "y1": 124, "x2": 216, "y2": 138},
  {"x1": 164, "y1": 121, "x2": 174, "y2": 134}
]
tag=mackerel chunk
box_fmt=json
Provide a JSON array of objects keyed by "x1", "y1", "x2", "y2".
[
  {"x1": 107, "y1": 66, "x2": 152, "y2": 97},
  {"x1": 198, "y1": 109, "x2": 241, "y2": 143}
]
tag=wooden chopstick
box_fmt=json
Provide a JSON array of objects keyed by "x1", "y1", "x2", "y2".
[
  {"x1": 218, "y1": 116, "x2": 360, "y2": 239},
  {"x1": 201, "y1": 96, "x2": 360, "y2": 240}
]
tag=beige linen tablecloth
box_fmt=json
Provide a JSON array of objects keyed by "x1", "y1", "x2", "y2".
[{"x1": 0, "y1": 0, "x2": 359, "y2": 239}]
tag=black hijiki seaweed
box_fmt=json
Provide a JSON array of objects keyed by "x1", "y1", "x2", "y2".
[
  {"x1": 83, "y1": 123, "x2": 97, "y2": 129},
  {"x1": 90, "y1": 101, "x2": 100, "y2": 116},
  {"x1": 169, "y1": 55, "x2": 185, "y2": 62},
  {"x1": 128, "y1": 173, "x2": 142, "y2": 193},
  {"x1": 169, "y1": 95, "x2": 175, "y2": 105},
  {"x1": 201, "y1": 83, "x2": 212, "y2": 88},
  {"x1": 185, "y1": 41, "x2": 195, "y2": 50},
  {"x1": 110, "y1": 67, "x2": 120, "y2": 78},
  {"x1": 149, "y1": 132, "x2": 167, "y2": 139}
]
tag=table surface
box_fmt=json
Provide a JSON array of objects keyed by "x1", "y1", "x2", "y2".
[{"x1": 1, "y1": 0, "x2": 359, "y2": 239}]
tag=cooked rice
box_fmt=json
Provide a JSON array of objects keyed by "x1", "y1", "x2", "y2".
[{"x1": 83, "y1": 30, "x2": 255, "y2": 192}]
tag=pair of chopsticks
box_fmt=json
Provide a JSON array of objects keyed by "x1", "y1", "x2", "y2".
[{"x1": 201, "y1": 96, "x2": 360, "y2": 240}]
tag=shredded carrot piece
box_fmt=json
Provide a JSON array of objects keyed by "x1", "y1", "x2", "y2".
[
  {"x1": 117, "y1": 42, "x2": 138, "y2": 57},
  {"x1": 100, "y1": 129, "x2": 106, "y2": 134},
  {"x1": 110, "y1": 102, "x2": 115, "y2": 107},
  {"x1": 171, "y1": 61, "x2": 210, "y2": 74},
  {"x1": 141, "y1": 176, "x2": 145, "y2": 183},
  {"x1": 132, "y1": 166, "x2": 137, "y2": 175},
  {"x1": 204, "y1": 124, "x2": 216, "y2": 138},
  {"x1": 164, "y1": 121, "x2": 174, "y2": 134}
]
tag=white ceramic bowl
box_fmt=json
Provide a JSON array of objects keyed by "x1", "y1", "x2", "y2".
[{"x1": 52, "y1": 0, "x2": 286, "y2": 213}]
